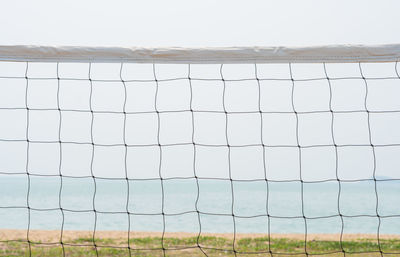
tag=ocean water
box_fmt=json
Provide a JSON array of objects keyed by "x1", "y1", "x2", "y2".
[{"x1": 0, "y1": 175, "x2": 399, "y2": 234}]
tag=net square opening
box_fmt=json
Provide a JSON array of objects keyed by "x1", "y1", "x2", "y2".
[
  {"x1": 376, "y1": 180, "x2": 400, "y2": 216},
  {"x1": 120, "y1": 63, "x2": 154, "y2": 81},
  {"x1": 232, "y1": 181, "x2": 268, "y2": 216},
  {"x1": 130, "y1": 214, "x2": 164, "y2": 233},
  {"x1": 58, "y1": 62, "x2": 90, "y2": 80},
  {"x1": 298, "y1": 112, "x2": 332, "y2": 146},
  {"x1": 128, "y1": 180, "x2": 162, "y2": 214},
  {"x1": 95, "y1": 178, "x2": 128, "y2": 213},
  {"x1": 27, "y1": 62, "x2": 57, "y2": 79},
  {"x1": 0, "y1": 208, "x2": 28, "y2": 229},
  {"x1": 0, "y1": 109, "x2": 27, "y2": 140},
  {"x1": 191, "y1": 80, "x2": 224, "y2": 111},
  {"x1": 0, "y1": 174, "x2": 27, "y2": 207},
  {"x1": 164, "y1": 212, "x2": 199, "y2": 234},
  {"x1": 60, "y1": 111, "x2": 92, "y2": 143},
  {"x1": 324, "y1": 63, "x2": 362, "y2": 78},
  {"x1": 221, "y1": 64, "x2": 255, "y2": 80},
  {"x1": 62, "y1": 212, "x2": 95, "y2": 239},
  {"x1": 189, "y1": 64, "x2": 221, "y2": 79},
  {"x1": 0, "y1": 61, "x2": 26, "y2": 77},
  {"x1": 231, "y1": 146, "x2": 265, "y2": 180},
  {"x1": 29, "y1": 176, "x2": 60, "y2": 209},
  {"x1": 157, "y1": 79, "x2": 191, "y2": 111},
  {"x1": 341, "y1": 217, "x2": 379, "y2": 244},
  {"x1": 303, "y1": 181, "x2": 339, "y2": 217},
  {"x1": 228, "y1": 113, "x2": 261, "y2": 146},
  {"x1": 159, "y1": 112, "x2": 192, "y2": 145},
  {"x1": 125, "y1": 113, "x2": 158, "y2": 145},
  {"x1": 340, "y1": 181, "x2": 377, "y2": 216},
  {"x1": 360, "y1": 62, "x2": 398, "y2": 78},
  {"x1": 293, "y1": 80, "x2": 330, "y2": 112},
  {"x1": 61, "y1": 177, "x2": 94, "y2": 211},
  {"x1": 193, "y1": 112, "x2": 226, "y2": 145},
  {"x1": 265, "y1": 147, "x2": 300, "y2": 181},
  {"x1": 330, "y1": 79, "x2": 366, "y2": 111},
  {"x1": 60, "y1": 143, "x2": 92, "y2": 177},
  {"x1": 259, "y1": 80, "x2": 293, "y2": 112},
  {"x1": 96, "y1": 212, "x2": 129, "y2": 232},
  {"x1": 92, "y1": 145, "x2": 125, "y2": 178},
  {"x1": 28, "y1": 110, "x2": 60, "y2": 141},
  {"x1": 256, "y1": 63, "x2": 291, "y2": 80},
  {"x1": 268, "y1": 181, "x2": 303, "y2": 217},
  {"x1": 127, "y1": 146, "x2": 160, "y2": 179},
  {"x1": 269, "y1": 216, "x2": 305, "y2": 235},
  {"x1": 59, "y1": 80, "x2": 91, "y2": 111},
  {"x1": 334, "y1": 112, "x2": 370, "y2": 145},
  {"x1": 195, "y1": 146, "x2": 229, "y2": 179},
  {"x1": 197, "y1": 180, "x2": 232, "y2": 215},
  {"x1": 91, "y1": 81, "x2": 125, "y2": 112},
  {"x1": 92, "y1": 113, "x2": 124, "y2": 145},
  {"x1": 154, "y1": 64, "x2": 188, "y2": 80},
  {"x1": 125, "y1": 81, "x2": 156, "y2": 112},
  {"x1": 27, "y1": 79, "x2": 58, "y2": 109},
  {"x1": 0, "y1": 78, "x2": 26, "y2": 108},
  {"x1": 161, "y1": 144, "x2": 194, "y2": 178},
  {"x1": 28, "y1": 142, "x2": 60, "y2": 175},
  {"x1": 30, "y1": 209, "x2": 62, "y2": 237},
  {"x1": 235, "y1": 217, "x2": 269, "y2": 243},
  {"x1": 301, "y1": 146, "x2": 336, "y2": 181},
  {"x1": 198, "y1": 213, "x2": 234, "y2": 234},
  {"x1": 290, "y1": 63, "x2": 326, "y2": 80},
  {"x1": 337, "y1": 146, "x2": 374, "y2": 180},
  {"x1": 0, "y1": 141, "x2": 27, "y2": 174},
  {"x1": 367, "y1": 79, "x2": 400, "y2": 111},
  {"x1": 89, "y1": 63, "x2": 122, "y2": 80},
  {"x1": 375, "y1": 146, "x2": 400, "y2": 179},
  {"x1": 306, "y1": 217, "x2": 343, "y2": 241},
  {"x1": 164, "y1": 178, "x2": 197, "y2": 214},
  {"x1": 262, "y1": 113, "x2": 297, "y2": 146},
  {"x1": 370, "y1": 112, "x2": 400, "y2": 145},
  {"x1": 224, "y1": 80, "x2": 259, "y2": 112}
]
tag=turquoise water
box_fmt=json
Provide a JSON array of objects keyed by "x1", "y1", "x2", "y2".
[{"x1": 0, "y1": 175, "x2": 399, "y2": 234}]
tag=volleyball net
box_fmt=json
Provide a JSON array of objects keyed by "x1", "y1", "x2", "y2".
[{"x1": 0, "y1": 45, "x2": 400, "y2": 256}]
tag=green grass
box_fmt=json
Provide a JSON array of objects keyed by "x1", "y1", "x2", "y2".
[{"x1": 1, "y1": 236, "x2": 400, "y2": 256}]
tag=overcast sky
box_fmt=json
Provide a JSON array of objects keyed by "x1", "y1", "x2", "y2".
[{"x1": 1, "y1": 0, "x2": 400, "y2": 47}]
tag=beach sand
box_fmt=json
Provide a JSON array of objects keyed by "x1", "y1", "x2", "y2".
[
  {"x1": 1, "y1": 230, "x2": 400, "y2": 256},
  {"x1": 1, "y1": 229, "x2": 399, "y2": 242}
]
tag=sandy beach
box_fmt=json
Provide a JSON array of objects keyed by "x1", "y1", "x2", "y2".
[
  {"x1": 1, "y1": 229, "x2": 400, "y2": 256},
  {"x1": 1, "y1": 229, "x2": 399, "y2": 243}
]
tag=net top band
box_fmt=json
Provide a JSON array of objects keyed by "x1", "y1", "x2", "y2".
[{"x1": 0, "y1": 44, "x2": 399, "y2": 63}]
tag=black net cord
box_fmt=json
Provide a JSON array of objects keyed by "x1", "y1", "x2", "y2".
[
  {"x1": 152, "y1": 64, "x2": 167, "y2": 257},
  {"x1": 323, "y1": 63, "x2": 346, "y2": 256},
  {"x1": 188, "y1": 64, "x2": 209, "y2": 256},
  {"x1": 56, "y1": 62, "x2": 66, "y2": 257},
  {"x1": 220, "y1": 64, "x2": 238, "y2": 257},
  {"x1": 359, "y1": 63, "x2": 383, "y2": 257},
  {"x1": 88, "y1": 63, "x2": 99, "y2": 257},
  {"x1": 120, "y1": 63, "x2": 132, "y2": 257},
  {"x1": 24, "y1": 62, "x2": 32, "y2": 257},
  {"x1": 289, "y1": 63, "x2": 309, "y2": 255},
  {"x1": 255, "y1": 63, "x2": 273, "y2": 256}
]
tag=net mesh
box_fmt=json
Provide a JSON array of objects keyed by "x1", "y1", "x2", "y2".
[{"x1": 0, "y1": 60, "x2": 400, "y2": 256}]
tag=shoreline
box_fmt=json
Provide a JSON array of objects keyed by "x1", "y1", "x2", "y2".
[{"x1": 1, "y1": 229, "x2": 399, "y2": 242}]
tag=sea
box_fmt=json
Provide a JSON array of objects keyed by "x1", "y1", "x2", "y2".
[{"x1": 0, "y1": 175, "x2": 399, "y2": 234}]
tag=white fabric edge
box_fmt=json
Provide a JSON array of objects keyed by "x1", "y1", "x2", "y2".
[{"x1": 0, "y1": 44, "x2": 399, "y2": 63}]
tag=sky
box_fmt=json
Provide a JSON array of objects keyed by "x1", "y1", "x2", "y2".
[
  {"x1": 0, "y1": 0, "x2": 400, "y2": 181},
  {"x1": 1, "y1": 0, "x2": 400, "y2": 47}
]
